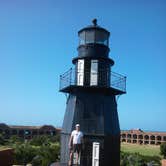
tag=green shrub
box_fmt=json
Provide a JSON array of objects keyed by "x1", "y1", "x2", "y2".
[
  {"x1": 0, "y1": 134, "x2": 5, "y2": 145},
  {"x1": 160, "y1": 142, "x2": 166, "y2": 159},
  {"x1": 31, "y1": 155, "x2": 42, "y2": 166},
  {"x1": 13, "y1": 143, "x2": 37, "y2": 165},
  {"x1": 13, "y1": 139, "x2": 60, "y2": 165},
  {"x1": 30, "y1": 135, "x2": 49, "y2": 146},
  {"x1": 9, "y1": 135, "x2": 24, "y2": 144},
  {"x1": 38, "y1": 144, "x2": 60, "y2": 166},
  {"x1": 120, "y1": 151, "x2": 161, "y2": 166},
  {"x1": 48, "y1": 134, "x2": 60, "y2": 143}
]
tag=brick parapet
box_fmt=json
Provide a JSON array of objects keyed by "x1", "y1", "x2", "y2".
[{"x1": 121, "y1": 129, "x2": 166, "y2": 145}]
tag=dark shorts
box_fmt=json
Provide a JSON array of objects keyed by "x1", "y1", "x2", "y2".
[{"x1": 72, "y1": 144, "x2": 82, "y2": 153}]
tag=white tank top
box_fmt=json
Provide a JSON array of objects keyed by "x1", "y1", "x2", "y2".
[{"x1": 71, "y1": 130, "x2": 83, "y2": 144}]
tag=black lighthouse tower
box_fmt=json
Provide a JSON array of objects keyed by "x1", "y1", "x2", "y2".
[{"x1": 59, "y1": 19, "x2": 126, "y2": 166}]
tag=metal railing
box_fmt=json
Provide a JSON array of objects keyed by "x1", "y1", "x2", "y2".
[
  {"x1": 59, "y1": 68, "x2": 126, "y2": 93},
  {"x1": 59, "y1": 68, "x2": 75, "y2": 90},
  {"x1": 111, "y1": 71, "x2": 126, "y2": 92}
]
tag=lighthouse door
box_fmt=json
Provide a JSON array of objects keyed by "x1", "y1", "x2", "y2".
[{"x1": 77, "y1": 59, "x2": 84, "y2": 86}]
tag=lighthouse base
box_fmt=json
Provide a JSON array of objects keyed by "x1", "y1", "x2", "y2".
[{"x1": 60, "y1": 92, "x2": 120, "y2": 166}]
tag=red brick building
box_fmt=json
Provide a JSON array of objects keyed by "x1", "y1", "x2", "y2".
[
  {"x1": 1, "y1": 124, "x2": 165, "y2": 145},
  {"x1": 121, "y1": 129, "x2": 166, "y2": 145},
  {"x1": 0, "y1": 123, "x2": 60, "y2": 139}
]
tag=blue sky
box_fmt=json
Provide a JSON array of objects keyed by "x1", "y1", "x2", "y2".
[{"x1": 0, "y1": 0, "x2": 165, "y2": 131}]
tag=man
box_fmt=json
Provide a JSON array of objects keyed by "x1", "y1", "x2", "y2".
[{"x1": 68, "y1": 124, "x2": 83, "y2": 165}]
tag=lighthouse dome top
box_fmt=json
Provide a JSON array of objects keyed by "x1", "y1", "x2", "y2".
[{"x1": 78, "y1": 19, "x2": 110, "y2": 46}]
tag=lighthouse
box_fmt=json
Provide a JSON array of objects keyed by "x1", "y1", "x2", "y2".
[{"x1": 59, "y1": 19, "x2": 126, "y2": 166}]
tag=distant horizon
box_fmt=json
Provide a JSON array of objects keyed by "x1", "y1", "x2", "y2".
[{"x1": 1, "y1": 122, "x2": 166, "y2": 132}]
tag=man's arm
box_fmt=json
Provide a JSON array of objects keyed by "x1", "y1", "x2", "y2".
[{"x1": 68, "y1": 134, "x2": 73, "y2": 148}]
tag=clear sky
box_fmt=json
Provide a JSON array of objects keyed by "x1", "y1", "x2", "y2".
[{"x1": 0, "y1": 0, "x2": 165, "y2": 131}]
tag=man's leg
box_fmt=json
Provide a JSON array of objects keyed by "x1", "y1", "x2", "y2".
[
  {"x1": 75, "y1": 151, "x2": 79, "y2": 164},
  {"x1": 69, "y1": 148, "x2": 73, "y2": 165},
  {"x1": 76, "y1": 144, "x2": 81, "y2": 165}
]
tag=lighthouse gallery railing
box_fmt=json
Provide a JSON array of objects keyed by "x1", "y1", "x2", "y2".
[{"x1": 59, "y1": 68, "x2": 126, "y2": 93}]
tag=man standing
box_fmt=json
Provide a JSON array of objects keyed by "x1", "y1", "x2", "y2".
[{"x1": 68, "y1": 124, "x2": 83, "y2": 165}]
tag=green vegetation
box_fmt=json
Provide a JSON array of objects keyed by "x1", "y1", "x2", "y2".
[
  {"x1": 121, "y1": 143, "x2": 162, "y2": 166},
  {"x1": 121, "y1": 143, "x2": 161, "y2": 157},
  {"x1": 1, "y1": 135, "x2": 165, "y2": 165},
  {"x1": 13, "y1": 142, "x2": 60, "y2": 165},
  {"x1": 0, "y1": 134, "x2": 60, "y2": 166},
  {"x1": 160, "y1": 142, "x2": 166, "y2": 159},
  {"x1": 121, "y1": 152, "x2": 161, "y2": 166}
]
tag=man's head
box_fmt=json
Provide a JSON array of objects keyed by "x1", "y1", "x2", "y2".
[{"x1": 75, "y1": 124, "x2": 80, "y2": 131}]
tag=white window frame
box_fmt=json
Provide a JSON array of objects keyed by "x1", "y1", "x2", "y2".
[
  {"x1": 90, "y1": 60, "x2": 98, "y2": 86},
  {"x1": 77, "y1": 59, "x2": 84, "y2": 86}
]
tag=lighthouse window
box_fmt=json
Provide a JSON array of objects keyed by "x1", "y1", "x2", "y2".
[
  {"x1": 77, "y1": 59, "x2": 84, "y2": 86},
  {"x1": 85, "y1": 30, "x2": 95, "y2": 44},
  {"x1": 79, "y1": 31, "x2": 86, "y2": 45},
  {"x1": 95, "y1": 30, "x2": 109, "y2": 46},
  {"x1": 90, "y1": 60, "x2": 98, "y2": 86},
  {"x1": 79, "y1": 29, "x2": 109, "y2": 46}
]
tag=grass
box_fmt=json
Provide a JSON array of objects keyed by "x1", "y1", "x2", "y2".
[{"x1": 121, "y1": 142, "x2": 161, "y2": 157}]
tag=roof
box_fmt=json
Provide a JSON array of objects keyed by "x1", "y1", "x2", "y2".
[
  {"x1": 78, "y1": 19, "x2": 110, "y2": 35},
  {"x1": 8, "y1": 125, "x2": 42, "y2": 130},
  {"x1": 121, "y1": 129, "x2": 166, "y2": 135},
  {"x1": 78, "y1": 25, "x2": 110, "y2": 35},
  {"x1": 0, "y1": 123, "x2": 56, "y2": 130}
]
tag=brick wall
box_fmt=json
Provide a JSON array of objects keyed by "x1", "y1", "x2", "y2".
[{"x1": 0, "y1": 148, "x2": 14, "y2": 166}]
